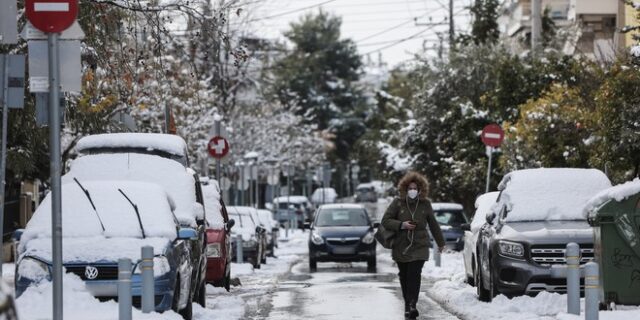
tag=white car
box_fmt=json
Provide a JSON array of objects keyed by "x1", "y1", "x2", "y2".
[
  {"x1": 462, "y1": 191, "x2": 499, "y2": 286},
  {"x1": 227, "y1": 206, "x2": 267, "y2": 268},
  {"x1": 311, "y1": 188, "x2": 338, "y2": 205},
  {"x1": 256, "y1": 209, "x2": 279, "y2": 255}
]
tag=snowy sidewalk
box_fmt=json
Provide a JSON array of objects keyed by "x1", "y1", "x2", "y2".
[{"x1": 420, "y1": 251, "x2": 640, "y2": 320}]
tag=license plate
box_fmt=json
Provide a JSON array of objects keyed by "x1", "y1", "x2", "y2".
[{"x1": 333, "y1": 246, "x2": 355, "y2": 254}]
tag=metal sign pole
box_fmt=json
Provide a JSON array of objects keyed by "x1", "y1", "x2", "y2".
[
  {"x1": 48, "y1": 32, "x2": 63, "y2": 320},
  {"x1": 215, "y1": 120, "x2": 221, "y2": 180},
  {"x1": 485, "y1": 147, "x2": 493, "y2": 193},
  {"x1": 0, "y1": 55, "x2": 10, "y2": 276}
]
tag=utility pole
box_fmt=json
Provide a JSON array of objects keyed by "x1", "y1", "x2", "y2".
[
  {"x1": 531, "y1": 0, "x2": 542, "y2": 53},
  {"x1": 449, "y1": 0, "x2": 455, "y2": 45}
]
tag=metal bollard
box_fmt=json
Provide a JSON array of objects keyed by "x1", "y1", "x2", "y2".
[
  {"x1": 585, "y1": 262, "x2": 600, "y2": 320},
  {"x1": 566, "y1": 242, "x2": 580, "y2": 315},
  {"x1": 236, "y1": 235, "x2": 243, "y2": 264},
  {"x1": 118, "y1": 258, "x2": 132, "y2": 320},
  {"x1": 433, "y1": 240, "x2": 441, "y2": 267},
  {"x1": 285, "y1": 220, "x2": 289, "y2": 238},
  {"x1": 294, "y1": 215, "x2": 298, "y2": 230},
  {"x1": 141, "y1": 246, "x2": 154, "y2": 313}
]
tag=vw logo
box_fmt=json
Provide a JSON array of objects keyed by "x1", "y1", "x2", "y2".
[{"x1": 84, "y1": 266, "x2": 99, "y2": 280}]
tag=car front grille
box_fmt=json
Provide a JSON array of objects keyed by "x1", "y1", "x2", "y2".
[
  {"x1": 66, "y1": 265, "x2": 119, "y2": 280},
  {"x1": 530, "y1": 244, "x2": 594, "y2": 265},
  {"x1": 326, "y1": 237, "x2": 360, "y2": 246}
]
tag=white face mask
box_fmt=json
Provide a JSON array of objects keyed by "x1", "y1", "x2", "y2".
[{"x1": 408, "y1": 189, "x2": 419, "y2": 199}]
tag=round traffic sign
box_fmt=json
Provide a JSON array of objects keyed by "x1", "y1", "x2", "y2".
[
  {"x1": 26, "y1": 0, "x2": 78, "y2": 33},
  {"x1": 481, "y1": 124, "x2": 505, "y2": 148},
  {"x1": 208, "y1": 136, "x2": 230, "y2": 159}
]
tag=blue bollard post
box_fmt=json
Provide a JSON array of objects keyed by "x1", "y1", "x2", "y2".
[
  {"x1": 141, "y1": 246, "x2": 154, "y2": 313},
  {"x1": 566, "y1": 242, "x2": 580, "y2": 315},
  {"x1": 118, "y1": 258, "x2": 132, "y2": 320},
  {"x1": 585, "y1": 262, "x2": 600, "y2": 320}
]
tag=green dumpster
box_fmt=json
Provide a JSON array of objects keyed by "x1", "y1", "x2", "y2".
[{"x1": 587, "y1": 189, "x2": 640, "y2": 307}]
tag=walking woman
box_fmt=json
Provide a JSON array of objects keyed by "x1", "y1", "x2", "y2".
[{"x1": 381, "y1": 171, "x2": 445, "y2": 319}]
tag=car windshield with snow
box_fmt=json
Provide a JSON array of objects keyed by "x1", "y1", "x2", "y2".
[
  {"x1": 308, "y1": 204, "x2": 377, "y2": 272},
  {"x1": 475, "y1": 168, "x2": 612, "y2": 302},
  {"x1": 14, "y1": 181, "x2": 202, "y2": 318}
]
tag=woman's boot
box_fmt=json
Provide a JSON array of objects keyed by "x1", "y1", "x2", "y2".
[
  {"x1": 408, "y1": 300, "x2": 419, "y2": 319},
  {"x1": 404, "y1": 302, "x2": 410, "y2": 318}
]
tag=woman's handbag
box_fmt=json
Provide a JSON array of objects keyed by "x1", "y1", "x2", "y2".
[{"x1": 374, "y1": 223, "x2": 396, "y2": 249}]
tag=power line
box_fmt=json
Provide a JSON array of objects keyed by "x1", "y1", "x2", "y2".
[
  {"x1": 355, "y1": 14, "x2": 426, "y2": 42},
  {"x1": 242, "y1": 0, "x2": 339, "y2": 23},
  {"x1": 362, "y1": 27, "x2": 436, "y2": 55}
]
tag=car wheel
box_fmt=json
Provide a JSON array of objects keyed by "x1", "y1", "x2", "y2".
[
  {"x1": 468, "y1": 256, "x2": 476, "y2": 287},
  {"x1": 195, "y1": 278, "x2": 206, "y2": 308},
  {"x1": 179, "y1": 297, "x2": 193, "y2": 320},
  {"x1": 309, "y1": 258, "x2": 317, "y2": 272},
  {"x1": 476, "y1": 258, "x2": 490, "y2": 302},
  {"x1": 367, "y1": 257, "x2": 377, "y2": 273},
  {"x1": 488, "y1": 258, "x2": 497, "y2": 300}
]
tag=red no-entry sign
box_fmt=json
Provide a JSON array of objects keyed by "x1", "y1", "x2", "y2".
[
  {"x1": 481, "y1": 124, "x2": 504, "y2": 148},
  {"x1": 208, "y1": 136, "x2": 230, "y2": 159},
  {"x1": 26, "y1": 0, "x2": 78, "y2": 33}
]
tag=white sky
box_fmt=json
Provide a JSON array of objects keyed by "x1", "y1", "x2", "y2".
[{"x1": 233, "y1": 0, "x2": 474, "y2": 68}]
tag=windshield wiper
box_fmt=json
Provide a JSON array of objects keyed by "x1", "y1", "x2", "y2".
[
  {"x1": 118, "y1": 188, "x2": 146, "y2": 239},
  {"x1": 73, "y1": 178, "x2": 105, "y2": 232}
]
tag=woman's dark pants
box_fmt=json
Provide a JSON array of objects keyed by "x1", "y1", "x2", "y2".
[{"x1": 397, "y1": 260, "x2": 426, "y2": 307}]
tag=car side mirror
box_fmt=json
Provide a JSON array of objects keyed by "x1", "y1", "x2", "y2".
[
  {"x1": 226, "y1": 219, "x2": 235, "y2": 231},
  {"x1": 13, "y1": 229, "x2": 24, "y2": 242},
  {"x1": 373, "y1": 222, "x2": 380, "y2": 228},
  {"x1": 486, "y1": 212, "x2": 496, "y2": 225},
  {"x1": 460, "y1": 223, "x2": 471, "y2": 231},
  {"x1": 178, "y1": 228, "x2": 199, "y2": 240}
]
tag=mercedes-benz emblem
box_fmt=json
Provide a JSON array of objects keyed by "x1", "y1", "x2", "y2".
[{"x1": 85, "y1": 266, "x2": 99, "y2": 280}]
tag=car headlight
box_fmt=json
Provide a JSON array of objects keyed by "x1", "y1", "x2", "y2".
[
  {"x1": 310, "y1": 231, "x2": 324, "y2": 245},
  {"x1": 362, "y1": 231, "x2": 375, "y2": 244},
  {"x1": 498, "y1": 240, "x2": 524, "y2": 258},
  {"x1": 18, "y1": 257, "x2": 50, "y2": 282},
  {"x1": 206, "y1": 243, "x2": 221, "y2": 258},
  {"x1": 134, "y1": 256, "x2": 170, "y2": 276}
]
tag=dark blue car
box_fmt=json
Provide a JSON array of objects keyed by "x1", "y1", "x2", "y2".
[
  {"x1": 431, "y1": 202, "x2": 468, "y2": 251},
  {"x1": 15, "y1": 181, "x2": 200, "y2": 319},
  {"x1": 308, "y1": 204, "x2": 377, "y2": 272}
]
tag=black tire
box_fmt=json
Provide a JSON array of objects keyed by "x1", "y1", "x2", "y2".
[
  {"x1": 223, "y1": 263, "x2": 231, "y2": 291},
  {"x1": 367, "y1": 257, "x2": 377, "y2": 273},
  {"x1": 172, "y1": 278, "x2": 181, "y2": 312},
  {"x1": 488, "y1": 258, "x2": 497, "y2": 301},
  {"x1": 179, "y1": 298, "x2": 193, "y2": 320},
  {"x1": 309, "y1": 258, "x2": 317, "y2": 272},
  {"x1": 195, "y1": 278, "x2": 206, "y2": 307},
  {"x1": 476, "y1": 258, "x2": 490, "y2": 302},
  {"x1": 468, "y1": 256, "x2": 476, "y2": 287}
]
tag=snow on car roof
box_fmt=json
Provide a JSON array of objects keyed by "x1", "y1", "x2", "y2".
[
  {"x1": 226, "y1": 206, "x2": 258, "y2": 241},
  {"x1": 63, "y1": 153, "x2": 200, "y2": 226},
  {"x1": 201, "y1": 182, "x2": 224, "y2": 228},
  {"x1": 319, "y1": 203, "x2": 364, "y2": 210},
  {"x1": 20, "y1": 181, "x2": 178, "y2": 250},
  {"x1": 76, "y1": 133, "x2": 188, "y2": 157},
  {"x1": 431, "y1": 203, "x2": 464, "y2": 211},
  {"x1": 470, "y1": 192, "x2": 500, "y2": 232},
  {"x1": 584, "y1": 178, "x2": 640, "y2": 215},
  {"x1": 497, "y1": 168, "x2": 612, "y2": 222},
  {"x1": 273, "y1": 196, "x2": 309, "y2": 203}
]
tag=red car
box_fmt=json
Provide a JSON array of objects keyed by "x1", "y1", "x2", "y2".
[{"x1": 201, "y1": 178, "x2": 234, "y2": 291}]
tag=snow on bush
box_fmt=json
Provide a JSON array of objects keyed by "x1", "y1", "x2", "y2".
[{"x1": 496, "y1": 168, "x2": 611, "y2": 221}]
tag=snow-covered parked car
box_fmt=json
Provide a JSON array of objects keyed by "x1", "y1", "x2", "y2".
[
  {"x1": 15, "y1": 181, "x2": 199, "y2": 318},
  {"x1": 431, "y1": 202, "x2": 469, "y2": 251},
  {"x1": 65, "y1": 133, "x2": 208, "y2": 310},
  {"x1": 475, "y1": 168, "x2": 612, "y2": 301},
  {"x1": 256, "y1": 209, "x2": 279, "y2": 256},
  {"x1": 227, "y1": 206, "x2": 267, "y2": 268},
  {"x1": 462, "y1": 191, "x2": 500, "y2": 286},
  {"x1": 200, "y1": 178, "x2": 234, "y2": 290}
]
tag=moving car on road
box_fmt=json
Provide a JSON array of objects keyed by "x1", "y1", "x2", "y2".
[
  {"x1": 308, "y1": 204, "x2": 377, "y2": 272},
  {"x1": 15, "y1": 181, "x2": 199, "y2": 319},
  {"x1": 475, "y1": 168, "x2": 612, "y2": 301},
  {"x1": 273, "y1": 196, "x2": 313, "y2": 228},
  {"x1": 432, "y1": 203, "x2": 469, "y2": 251},
  {"x1": 354, "y1": 184, "x2": 378, "y2": 203},
  {"x1": 462, "y1": 192, "x2": 500, "y2": 286},
  {"x1": 227, "y1": 206, "x2": 267, "y2": 268}
]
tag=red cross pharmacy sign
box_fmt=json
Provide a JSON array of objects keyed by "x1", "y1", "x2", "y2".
[{"x1": 208, "y1": 136, "x2": 230, "y2": 159}]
